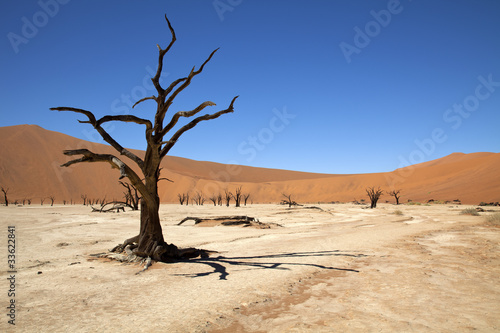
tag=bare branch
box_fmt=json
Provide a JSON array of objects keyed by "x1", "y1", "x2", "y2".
[
  {"x1": 152, "y1": 15, "x2": 176, "y2": 95},
  {"x1": 60, "y1": 149, "x2": 150, "y2": 202},
  {"x1": 160, "y1": 96, "x2": 238, "y2": 157},
  {"x1": 159, "y1": 101, "x2": 216, "y2": 138},
  {"x1": 51, "y1": 107, "x2": 145, "y2": 170},
  {"x1": 97, "y1": 115, "x2": 152, "y2": 129},
  {"x1": 164, "y1": 48, "x2": 219, "y2": 105},
  {"x1": 155, "y1": 48, "x2": 220, "y2": 131},
  {"x1": 162, "y1": 77, "x2": 187, "y2": 100},
  {"x1": 132, "y1": 96, "x2": 157, "y2": 109}
]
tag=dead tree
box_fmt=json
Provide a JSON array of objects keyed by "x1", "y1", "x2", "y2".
[
  {"x1": 1, "y1": 187, "x2": 9, "y2": 206},
  {"x1": 51, "y1": 15, "x2": 238, "y2": 262},
  {"x1": 388, "y1": 189, "x2": 401, "y2": 205},
  {"x1": 366, "y1": 187, "x2": 384, "y2": 209},
  {"x1": 231, "y1": 186, "x2": 243, "y2": 207},
  {"x1": 49, "y1": 196, "x2": 55, "y2": 206},
  {"x1": 177, "y1": 193, "x2": 187, "y2": 205},
  {"x1": 194, "y1": 192, "x2": 205, "y2": 205},
  {"x1": 224, "y1": 189, "x2": 232, "y2": 207},
  {"x1": 81, "y1": 194, "x2": 88, "y2": 206},
  {"x1": 217, "y1": 193, "x2": 223, "y2": 206},
  {"x1": 120, "y1": 181, "x2": 140, "y2": 210},
  {"x1": 282, "y1": 193, "x2": 297, "y2": 207},
  {"x1": 40, "y1": 197, "x2": 46, "y2": 206},
  {"x1": 209, "y1": 194, "x2": 218, "y2": 206},
  {"x1": 243, "y1": 193, "x2": 251, "y2": 206}
]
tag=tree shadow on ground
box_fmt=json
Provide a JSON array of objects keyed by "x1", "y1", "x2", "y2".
[{"x1": 172, "y1": 250, "x2": 367, "y2": 280}]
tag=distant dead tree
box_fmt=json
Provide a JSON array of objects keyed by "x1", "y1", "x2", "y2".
[
  {"x1": 49, "y1": 196, "x2": 56, "y2": 206},
  {"x1": 194, "y1": 192, "x2": 205, "y2": 205},
  {"x1": 366, "y1": 187, "x2": 384, "y2": 209},
  {"x1": 52, "y1": 15, "x2": 237, "y2": 262},
  {"x1": 217, "y1": 193, "x2": 223, "y2": 206},
  {"x1": 243, "y1": 193, "x2": 251, "y2": 206},
  {"x1": 388, "y1": 189, "x2": 402, "y2": 205},
  {"x1": 231, "y1": 186, "x2": 243, "y2": 207},
  {"x1": 224, "y1": 189, "x2": 232, "y2": 207},
  {"x1": 40, "y1": 197, "x2": 46, "y2": 206},
  {"x1": 209, "y1": 194, "x2": 218, "y2": 206},
  {"x1": 81, "y1": 194, "x2": 88, "y2": 206},
  {"x1": 177, "y1": 193, "x2": 187, "y2": 205},
  {"x1": 282, "y1": 193, "x2": 297, "y2": 208},
  {"x1": 1, "y1": 187, "x2": 9, "y2": 206},
  {"x1": 27, "y1": 198, "x2": 31, "y2": 205},
  {"x1": 120, "y1": 181, "x2": 140, "y2": 210}
]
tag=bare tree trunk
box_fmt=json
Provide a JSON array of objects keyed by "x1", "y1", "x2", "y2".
[
  {"x1": 177, "y1": 193, "x2": 186, "y2": 205},
  {"x1": 135, "y1": 199, "x2": 170, "y2": 259},
  {"x1": 388, "y1": 190, "x2": 401, "y2": 205},
  {"x1": 224, "y1": 189, "x2": 231, "y2": 207},
  {"x1": 232, "y1": 186, "x2": 242, "y2": 207},
  {"x1": 366, "y1": 187, "x2": 384, "y2": 209},
  {"x1": 243, "y1": 193, "x2": 250, "y2": 206},
  {"x1": 1, "y1": 187, "x2": 8, "y2": 206}
]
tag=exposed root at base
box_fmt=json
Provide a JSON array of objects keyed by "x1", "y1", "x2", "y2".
[{"x1": 90, "y1": 240, "x2": 216, "y2": 274}]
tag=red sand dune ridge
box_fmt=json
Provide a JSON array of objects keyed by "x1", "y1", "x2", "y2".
[{"x1": 0, "y1": 124, "x2": 498, "y2": 205}]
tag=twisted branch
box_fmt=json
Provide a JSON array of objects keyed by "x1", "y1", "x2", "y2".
[
  {"x1": 50, "y1": 107, "x2": 146, "y2": 170},
  {"x1": 61, "y1": 149, "x2": 151, "y2": 202},
  {"x1": 155, "y1": 48, "x2": 220, "y2": 133},
  {"x1": 152, "y1": 15, "x2": 176, "y2": 95},
  {"x1": 160, "y1": 96, "x2": 238, "y2": 157},
  {"x1": 159, "y1": 101, "x2": 216, "y2": 138},
  {"x1": 132, "y1": 96, "x2": 157, "y2": 109}
]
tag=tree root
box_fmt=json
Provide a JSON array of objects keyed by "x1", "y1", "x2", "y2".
[{"x1": 91, "y1": 236, "x2": 216, "y2": 273}]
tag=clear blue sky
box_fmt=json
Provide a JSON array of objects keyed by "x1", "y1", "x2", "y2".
[{"x1": 1, "y1": 0, "x2": 499, "y2": 174}]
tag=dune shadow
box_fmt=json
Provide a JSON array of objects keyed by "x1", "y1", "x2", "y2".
[{"x1": 172, "y1": 250, "x2": 367, "y2": 280}]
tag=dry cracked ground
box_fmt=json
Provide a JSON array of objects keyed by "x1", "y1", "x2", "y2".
[{"x1": 1, "y1": 203, "x2": 499, "y2": 332}]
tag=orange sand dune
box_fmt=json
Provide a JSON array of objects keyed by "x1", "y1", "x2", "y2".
[{"x1": 0, "y1": 125, "x2": 498, "y2": 205}]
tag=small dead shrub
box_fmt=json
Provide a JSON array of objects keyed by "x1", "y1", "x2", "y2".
[
  {"x1": 460, "y1": 208, "x2": 480, "y2": 216},
  {"x1": 485, "y1": 213, "x2": 500, "y2": 225},
  {"x1": 393, "y1": 209, "x2": 403, "y2": 216}
]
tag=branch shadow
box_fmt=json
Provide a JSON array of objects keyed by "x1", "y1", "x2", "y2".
[{"x1": 172, "y1": 250, "x2": 367, "y2": 280}]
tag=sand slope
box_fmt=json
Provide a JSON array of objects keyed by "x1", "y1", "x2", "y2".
[{"x1": 0, "y1": 124, "x2": 499, "y2": 204}]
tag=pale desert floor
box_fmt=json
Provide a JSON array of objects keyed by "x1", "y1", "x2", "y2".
[{"x1": 1, "y1": 203, "x2": 499, "y2": 332}]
